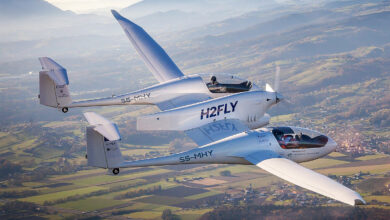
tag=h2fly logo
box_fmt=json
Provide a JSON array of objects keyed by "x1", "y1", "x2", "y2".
[{"x1": 200, "y1": 101, "x2": 238, "y2": 120}]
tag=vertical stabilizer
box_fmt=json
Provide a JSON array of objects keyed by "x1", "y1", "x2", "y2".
[
  {"x1": 38, "y1": 57, "x2": 72, "y2": 108},
  {"x1": 84, "y1": 112, "x2": 123, "y2": 169}
]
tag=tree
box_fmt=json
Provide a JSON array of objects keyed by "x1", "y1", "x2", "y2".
[
  {"x1": 0, "y1": 159, "x2": 22, "y2": 179},
  {"x1": 220, "y1": 170, "x2": 232, "y2": 177},
  {"x1": 162, "y1": 209, "x2": 181, "y2": 220}
]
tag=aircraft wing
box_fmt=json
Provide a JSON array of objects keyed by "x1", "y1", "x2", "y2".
[
  {"x1": 155, "y1": 93, "x2": 211, "y2": 111},
  {"x1": 185, "y1": 119, "x2": 250, "y2": 146},
  {"x1": 244, "y1": 155, "x2": 366, "y2": 206},
  {"x1": 111, "y1": 10, "x2": 184, "y2": 83}
]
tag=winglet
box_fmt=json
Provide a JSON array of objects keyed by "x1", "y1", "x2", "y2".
[
  {"x1": 38, "y1": 57, "x2": 69, "y2": 85},
  {"x1": 84, "y1": 112, "x2": 121, "y2": 141},
  {"x1": 355, "y1": 199, "x2": 366, "y2": 206}
]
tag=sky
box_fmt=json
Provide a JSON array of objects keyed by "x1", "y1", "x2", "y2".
[{"x1": 46, "y1": 0, "x2": 142, "y2": 14}]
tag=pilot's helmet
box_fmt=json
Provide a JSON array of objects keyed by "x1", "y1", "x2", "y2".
[{"x1": 210, "y1": 75, "x2": 217, "y2": 83}]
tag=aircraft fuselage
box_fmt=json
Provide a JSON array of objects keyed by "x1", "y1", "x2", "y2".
[{"x1": 118, "y1": 127, "x2": 337, "y2": 168}]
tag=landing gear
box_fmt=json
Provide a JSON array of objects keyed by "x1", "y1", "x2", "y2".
[
  {"x1": 112, "y1": 168, "x2": 120, "y2": 175},
  {"x1": 62, "y1": 107, "x2": 69, "y2": 113},
  {"x1": 85, "y1": 154, "x2": 88, "y2": 159}
]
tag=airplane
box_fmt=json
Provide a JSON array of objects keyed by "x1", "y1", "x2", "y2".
[
  {"x1": 83, "y1": 111, "x2": 366, "y2": 206},
  {"x1": 38, "y1": 10, "x2": 272, "y2": 114}
]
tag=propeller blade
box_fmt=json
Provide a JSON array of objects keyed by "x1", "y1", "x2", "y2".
[{"x1": 274, "y1": 66, "x2": 280, "y2": 92}]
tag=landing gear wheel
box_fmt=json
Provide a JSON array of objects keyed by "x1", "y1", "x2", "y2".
[
  {"x1": 112, "y1": 168, "x2": 120, "y2": 175},
  {"x1": 62, "y1": 107, "x2": 69, "y2": 113}
]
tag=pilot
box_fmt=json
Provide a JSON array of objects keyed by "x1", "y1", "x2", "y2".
[
  {"x1": 210, "y1": 76, "x2": 218, "y2": 85},
  {"x1": 295, "y1": 133, "x2": 302, "y2": 141}
]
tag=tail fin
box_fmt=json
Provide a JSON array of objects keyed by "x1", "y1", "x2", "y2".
[
  {"x1": 38, "y1": 57, "x2": 72, "y2": 108},
  {"x1": 84, "y1": 112, "x2": 124, "y2": 169},
  {"x1": 265, "y1": 83, "x2": 275, "y2": 92}
]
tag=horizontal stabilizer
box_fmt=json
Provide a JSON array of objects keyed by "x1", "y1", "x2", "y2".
[
  {"x1": 84, "y1": 112, "x2": 121, "y2": 141},
  {"x1": 39, "y1": 57, "x2": 69, "y2": 85}
]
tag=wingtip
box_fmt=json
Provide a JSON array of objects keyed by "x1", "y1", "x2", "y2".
[
  {"x1": 111, "y1": 9, "x2": 125, "y2": 21},
  {"x1": 354, "y1": 199, "x2": 366, "y2": 206},
  {"x1": 83, "y1": 112, "x2": 96, "y2": 123},
  {"x1": 83, "y1": 111, "x2": 94, "y2": 117}
]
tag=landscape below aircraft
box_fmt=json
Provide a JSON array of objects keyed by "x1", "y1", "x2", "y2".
[
  {"x1": 83, "y1": 112, "x2": 366, "y2": 206},
  {"x1": 38, "y1": 10, "x2": 272, "y2": 114},
  {"x1": 39, "y1": 9, "x2": 365, "y2": 207}
]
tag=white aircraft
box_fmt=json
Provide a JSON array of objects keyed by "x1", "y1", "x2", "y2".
[
  {"x1": 38, "y1": 10, "x2": 269, "y2": 113},
  {"x1": 83, "y1": 112, "x2": 365, "y2": 206},
  {"x1": 41, "y1": 9, "x2": 365, "y2": 206}
]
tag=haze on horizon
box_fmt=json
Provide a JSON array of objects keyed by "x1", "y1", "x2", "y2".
[{"x1": 46, "y1": 0, "x2": 141, "y2": 14}]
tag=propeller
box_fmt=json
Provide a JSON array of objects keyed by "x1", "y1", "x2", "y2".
[
  {"x1": 274, "y1": 66, "x2": 280, "y2": 92},
  {"x1": 264, "y1": 65, "x2": 295, "y2": 115},
  {"x1": 265, "y1": 65, "x2": 283, "y2": 103}
]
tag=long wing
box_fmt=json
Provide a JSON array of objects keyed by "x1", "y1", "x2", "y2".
[
  {"x1": 155, "y1": 93, "x2": 211, "y2": 111},
  {"x1": 244, "y1": 155, "x2": 365, "y2": 206},
  {"x1": 111, "y1": 10, "x2": 184, "y2": 83}
]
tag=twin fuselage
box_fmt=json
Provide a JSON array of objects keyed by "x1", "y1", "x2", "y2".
[{"x1": 62, "y1": 74, "x2": 336, "y2": 168}]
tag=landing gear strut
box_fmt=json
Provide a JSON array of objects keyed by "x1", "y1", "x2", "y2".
[
  {"x1": 112, "y1": 168, "x2": 120, "y2": 175},
  {"x1": 62, "y1": 107, "x2": 69, "y2": 113}
]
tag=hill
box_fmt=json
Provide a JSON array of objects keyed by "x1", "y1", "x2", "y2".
[{"x1": 0, "y1": 0, "x2": 72, "y2": 18}]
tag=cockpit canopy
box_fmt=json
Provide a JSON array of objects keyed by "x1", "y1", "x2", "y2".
[
  {"x1": 265, "y1": 126, "x2": 328, "y2": 149},
  {"x1": 198, "y1": 73, "x2": 258, "y2": 93}
]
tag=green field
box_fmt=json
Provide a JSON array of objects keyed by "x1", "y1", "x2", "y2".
[
  {"x1": 355, "y1": 154, "x2": 389, "y2": 161},
  {"x1": 126, "y1": 211, "x2": 162, "y2": 219},
  {"x1": 365, "y1": 196, "x2": 390, "y2": 203},
  {"x1": 177, "y1": 209, "x2": 214, "y2": 220},
  {"x1": 185, "y1": 191, "x2": 221, "y2": 200},
  {"x1": 21, "y1": 186, "x2": 105, "y2": 204},
  {"x1": 319, "y1": 164, "x2": 390, "y2": 175},
  {"x1": 302, "y1": 158, "x2": 349, "y2": 169},
  {"x1": 58, "y1": 197, "x2": 127, "y2": 211}
]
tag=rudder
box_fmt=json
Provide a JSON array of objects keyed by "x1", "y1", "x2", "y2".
[
  {"x1": 84, "y1": 112, "x2": 124, "y2": 170},
  {"x1": 86, "y1": 126, "x2": 123, "y2": 168},
  {"x1": 38, "y1": 57, "x2": 71, "y2": 108}
]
